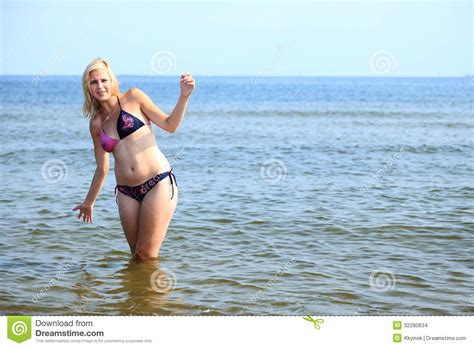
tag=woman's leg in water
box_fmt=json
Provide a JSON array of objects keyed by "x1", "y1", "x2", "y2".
[
  {"x1": 116, "y1": 190, "x2": 141, "y2": 255},
  {"x1": 134, "y1": 177, "x2": 178, "y2": 260}
]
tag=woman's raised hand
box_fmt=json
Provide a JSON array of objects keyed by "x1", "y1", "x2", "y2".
[
  {"x1": 180, "y1": 72, "x2": 195, "y2": 97},
  {"x1": 72, "y1": 202, "x2": 94, "y2": 224}
]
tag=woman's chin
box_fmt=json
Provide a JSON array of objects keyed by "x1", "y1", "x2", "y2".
[{"x1": 95, "y1": 93, "x2": 110, "y2": 101}]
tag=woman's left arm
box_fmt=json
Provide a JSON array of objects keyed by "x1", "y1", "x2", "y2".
[
  {"x1": 167, "y1": 72, "x2": 195, "y2": 132},
  {"x1": 134, "y1": 72, "x2": 195, "y2": 133}
]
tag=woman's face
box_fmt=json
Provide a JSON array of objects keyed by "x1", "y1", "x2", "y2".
[{"x1": 89, "y1": 68, "x2": 113, "y2": 101}]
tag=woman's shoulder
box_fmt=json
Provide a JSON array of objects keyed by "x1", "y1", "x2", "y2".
[
  {"x1": 125, "y1": 87, "x2": 148, "y2": 103},
  {"x1": 89, "y1": 112, "x2": 102, "y2": 134}
]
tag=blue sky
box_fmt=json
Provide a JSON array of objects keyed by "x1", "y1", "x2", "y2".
[{"x1": 1, "y1": 0, "x2": 472, "y2": 76}]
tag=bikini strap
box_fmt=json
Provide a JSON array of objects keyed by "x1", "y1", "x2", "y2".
[
  {"x1": 169, "y1": 168, "x2": 177, "y2": 200},
  {"x1": 98, "y1": 111, "x2": 105, "y2": 129},
  {"x1": 116, "y1": 95, "x2": 121, "y2": 109}
]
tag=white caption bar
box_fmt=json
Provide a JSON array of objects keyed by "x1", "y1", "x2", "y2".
[{"x1": 1, "y1": 316, "x2": 472, "y2": 347}]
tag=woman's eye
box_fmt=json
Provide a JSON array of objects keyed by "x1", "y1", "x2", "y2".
[{"x1": 102, "y1": 79, "x2": 108, "y2": 82}]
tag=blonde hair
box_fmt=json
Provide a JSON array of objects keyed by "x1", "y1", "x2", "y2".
[{"x1": 82, "y1": 57, "x2": 120, "y2": 119}]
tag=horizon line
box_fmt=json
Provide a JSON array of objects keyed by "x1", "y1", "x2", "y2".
[{"x1": 0, "y1": 74, "x2": 472, "y2": 78}]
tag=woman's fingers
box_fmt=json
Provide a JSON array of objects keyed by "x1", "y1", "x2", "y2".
[
  {"x1": 180, "y1": 73, "x2": 193, "y2": 82},
  {"x1": 81, "y1": 212, "x2": 89, "y2": 223},
  {"x1": 72, "y1": 204, "x2": 93, "y2": 223},
  {"x1": 74, "y1": 208, "x2": 90, "y2": 222}
]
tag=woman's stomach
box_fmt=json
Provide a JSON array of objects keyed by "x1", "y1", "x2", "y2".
[{"x1": 114, "y1": 143, "x2": 171, "y2": 186}]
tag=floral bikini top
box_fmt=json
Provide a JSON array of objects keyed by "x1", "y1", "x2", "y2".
[{"x1": 99, "y1": 95, "x2": 149, "y2": 152}]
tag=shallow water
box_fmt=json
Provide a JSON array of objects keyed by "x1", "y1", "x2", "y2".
[{"x1": 0, "y1": 76, "x2": 473, "y2": 315}]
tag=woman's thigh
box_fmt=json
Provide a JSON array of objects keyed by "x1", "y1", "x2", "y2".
[
  {"x1": 135, "y1": 178, "x2": 178, "y2": 258},
  {"x1": 116, "y1": 190, "x2": 141, "y2": 254}
]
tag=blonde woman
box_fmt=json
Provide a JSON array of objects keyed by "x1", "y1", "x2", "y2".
[{"x1": 72, "y1": 58, "x2": 195, "y2": 261}]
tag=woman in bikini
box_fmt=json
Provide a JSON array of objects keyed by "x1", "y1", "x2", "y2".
[{"x1": 72, "y1": 57, "x2": 195, "y2": 261}]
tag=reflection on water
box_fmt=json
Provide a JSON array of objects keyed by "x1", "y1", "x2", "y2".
[
  {"x1": 67, "y1": 258, "x2": 184, "y2": 315},
  {"x1": 114, "y1": 260, "x2": 177, "y2": 315}
]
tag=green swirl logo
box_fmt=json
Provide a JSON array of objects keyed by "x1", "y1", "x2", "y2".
[{"x1": 7, "y1": 316, "x2": 32, "y2": 343}]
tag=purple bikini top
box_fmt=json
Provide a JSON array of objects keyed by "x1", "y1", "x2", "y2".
[
  {"x1": 100, "y1": 128, "x2": 120, "y2": 153},
  {"x1": 100, "y1": 95, "x2": 149, "y2": 153}
]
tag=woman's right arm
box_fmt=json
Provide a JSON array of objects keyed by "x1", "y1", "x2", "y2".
[
  {"x1": 84, "y1": 117, "x2": 110, "y2": 205},
  {"x1": 72, "y1": 117, "x2": 109, "y2": 223}
]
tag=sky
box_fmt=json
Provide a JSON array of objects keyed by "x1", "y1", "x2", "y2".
[{"x1": 1, "y1": 0, "x2": 472, "y2": 77}]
